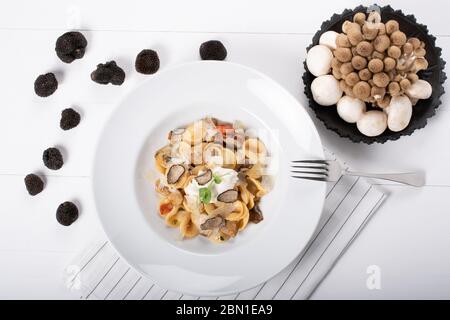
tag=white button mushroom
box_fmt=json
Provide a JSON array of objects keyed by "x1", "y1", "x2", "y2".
[
  {"x1": 385, "y1": 95, "x2": 413, "y2": 132},
  {"x1": 319, "y1": 31, "x2": 339, "y2": 50},
  {"x1": 356, "y1": 110, "x2": 388, "y2": 137},
  {"x1": 311, "y1": 75, "x2": 343, "y2": 106},
  {"x1": 337, "y1": 96, "x2": 366, "y2": 123},
  {"x1": 406, "y1": 79, "x2": 432, "y2": 100},
  {"x1": 306, "y1": 45, "x2": 333, "y2": 77}
]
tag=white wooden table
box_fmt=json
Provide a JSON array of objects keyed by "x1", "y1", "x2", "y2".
[{"x1": 1, "y1": 0, "x2": 449, "y2": 299}]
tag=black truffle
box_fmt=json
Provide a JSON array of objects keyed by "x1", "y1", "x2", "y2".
[
  {"x1": 56, "y1": 201, "x2": 79, "y2": 226},
  {"x1": 34, "y1": 73, "x2": 58, "y2": 97},
  {"x1": 55, "y1": 31, "x2": 88, "y2": 63},
  {"x1": 199, "y1": 40, "x2": 227, "y2": 61},
  {"x1": 60, "y1": 108, "x2": 80, "y2": 130},
  {"x1": 91, "y1": 61, "x2": 125, "y2": 85},
  {"x1": 24, "y1": 174, "x2": 44, "y2": 196},
  {"x1": 135, "y1": 49, "x2": 160, "y2": 74},
  {"x1": 43, "y1": 147, "x2": 64, "y2": 170}
]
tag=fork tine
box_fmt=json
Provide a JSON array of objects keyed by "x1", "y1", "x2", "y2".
[
  {"x1": 291, "y1": 160, "x2": 328, "y2": 164},
  {"x1": 290, "y1": 170, "x2": 328, "y2": 176},
  {"x1": 291, "y1": 165, "x2": 329, "y2": 171},
  {"x1": 291, "y1": 160, "x2": 331, "y2": 182},
  {"x1": 291, "y1": 176, "x2": 327, "y2": 182}
]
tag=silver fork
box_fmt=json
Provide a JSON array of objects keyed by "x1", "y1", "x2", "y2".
[{"x1": 291, "y1": 160, "x2": 425, "y2": 187}]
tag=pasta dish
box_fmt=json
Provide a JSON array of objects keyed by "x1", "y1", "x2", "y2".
[{"x1": 154, "y1": 117, "x2": 270, "y2": 243}]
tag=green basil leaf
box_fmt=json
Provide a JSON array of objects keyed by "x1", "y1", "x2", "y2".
[
  {"x1": 213, "y1": 174, "x2": 222, "y2": 184},
  {"x1": 199, "y1": 187, "x2": 212, "y2": 204}
]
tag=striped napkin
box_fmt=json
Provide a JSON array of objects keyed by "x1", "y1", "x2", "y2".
[{"x1": 65, "y1": 155, "x2": 387, "y2": 300}]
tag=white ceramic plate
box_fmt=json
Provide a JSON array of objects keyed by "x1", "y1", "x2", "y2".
[{"x1": 93, "y1": 61, "x2": 326, "y2": 296}]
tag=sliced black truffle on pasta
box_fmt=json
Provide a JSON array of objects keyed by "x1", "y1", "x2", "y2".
[
  {"x1": 217, "y1": 189, "x2": 238, "y2": 203},
  {"x1": 200, "y1": 216, "x2": 225, "y2": 230},
  {"x1": 195, "y1": 169, "x2": 212, "y2": 185},
  {"x1": 166, "y1": 164, "x2": 186, "y2": 185}
]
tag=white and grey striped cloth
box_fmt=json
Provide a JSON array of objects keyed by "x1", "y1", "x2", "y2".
[{"x1": 64, "y1": 172, "x2": 386, "y2": 300}]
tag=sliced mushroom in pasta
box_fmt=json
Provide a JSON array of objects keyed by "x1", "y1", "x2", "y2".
[
  {"x1": 220, "y1": 220, "x2": 239, "y2": 238},
  {"x1": 249, "y1": 204, "x2": 264, "y2": 224},
  {"x1": 200, "y1": 216, "x2": 225, "y2": 230}
]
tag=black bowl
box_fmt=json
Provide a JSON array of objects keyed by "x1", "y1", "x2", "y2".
[{"x1": 303, "y1": 5, "x2": 446, "y2": 144}]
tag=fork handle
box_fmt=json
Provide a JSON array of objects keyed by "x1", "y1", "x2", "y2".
[{"x1": 344, "y1": 170, "x2": 425, "y2": 187}]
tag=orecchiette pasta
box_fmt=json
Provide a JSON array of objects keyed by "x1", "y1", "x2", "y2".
[
  {"x1": 182, "y1": 120, "x2": 207, "y2": 145},
  {"x1": 158, "y1": 198, "x2": 179, "y2": 217},
  {"x1": 247, "y1": 177, "x2": 268, "y2": 198},
  {"x1": 237, "y1": 204, "x2": 250, "y2": 231},
  {"x1": 237, "y1": 182, "x2": 255, "y2": 209},
  {"x1": 165, "y1": 165, "x2": 189, "y2": 189},
  {"x1": 244, "y1": 162, "x2": 264, "y2": 179},
  {"x1": 154, "y1": 118, "x2": 271, "y2": 243},
  {"x1": 155, "y1": 146, "x2": 171, "y2": 174},
  {"x1": 180, "y1": 213, "x2": 199, "y2": 238},
  {"x1": 244, "y1": 138, "x2": 267, "y2": 164},
  {"x1": 165, "y1": 208, "x2": 184, "y2": 227},
  {"x1": 226, "y1": 201, "x2": 247, "y2": 222}
]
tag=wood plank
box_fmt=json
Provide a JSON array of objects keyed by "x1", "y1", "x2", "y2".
[{"x1": 0, "y1": 0, "x2": 449, "y2": 36}]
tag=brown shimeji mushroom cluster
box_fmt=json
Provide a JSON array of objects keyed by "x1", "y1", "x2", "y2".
[
  {"x1": 307, "y1": 8, "x2": 433, "y2": 137},
  {"x1": 332, "y1": 11, "x2": 428, "y2": 108}
]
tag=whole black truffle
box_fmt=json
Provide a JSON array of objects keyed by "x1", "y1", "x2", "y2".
[
  {"x1": 199, "y1": 40, "x2": 227, "y2": 61},
  {"x1": 60, "y1": 108, "x2": 80, "y2": 130},
  {"x1": 34, "y1": 73, "x2": 58, "y2": 97},
  {"x1": 24, "y1": 174, "x2": 44, "y2": 196},
  {"x1": 56, "y1": 201, "x2": 79, "y2": 226},
  {"x1": 55, "y1": 31, "x2": 88, "y2": 63},
  {"x1": 43, "y1": 147, "x2": 64, "y2": 170},
  {"x1": 135, "y1": 49, "x2": 160, "y2": 74},
  {"x1": 91, "y1": 61, "x2": 125, "y2": 85}
]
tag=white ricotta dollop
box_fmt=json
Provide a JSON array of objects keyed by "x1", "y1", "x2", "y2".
[{"x1": 184, "y1": 166, "x2": 238, "y2": 204}]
